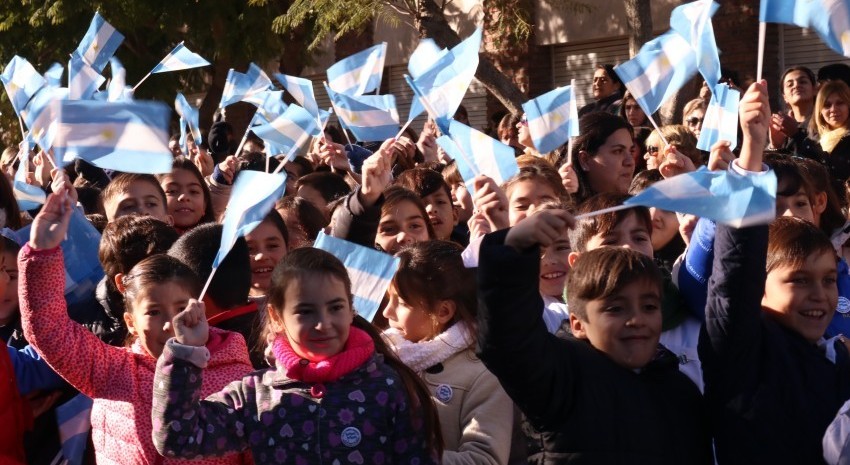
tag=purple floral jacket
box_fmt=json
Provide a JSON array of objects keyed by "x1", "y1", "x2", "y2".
[{"x1": 152, "y1": 342, "x2": 438, "y2": 465}]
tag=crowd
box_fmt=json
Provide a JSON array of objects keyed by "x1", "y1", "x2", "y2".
[{"x1": 5, "y1": 49, "x2": 850, "y2": 465}]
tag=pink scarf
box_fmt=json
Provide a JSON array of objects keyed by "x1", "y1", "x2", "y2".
[{"x1": 272, "y1": 327, "x2": 375, "y2": 383}]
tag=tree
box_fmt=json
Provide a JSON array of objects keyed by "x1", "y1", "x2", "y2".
[
  {"x1": 262, "y1": 0, "x2": 592, "y2": 115},
  {"x1": 623, "y1": 0, "x2": 653, "y2": 57}
]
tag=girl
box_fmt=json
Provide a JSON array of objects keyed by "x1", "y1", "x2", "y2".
[
  {"x1": 619, "y1": 90, "x2": 650, "y2": 128},
  {"x1": 19, "y1": 189, "x2": 253, "y2": 465},
  {"x1": 809, "y1": 80, "x2": 850, "y2": 191},
  {"x1": 159, "y1": 156, "x2": 216, "y2": 232},
  {"x1": 151, "y1": 247, "x2": 442, "y2": 464},
  {"x1": 572, "y1": 112, "x2": 635, "y2": 203},
  {"x1": 244, "y1": 210, "x2": 289, "y2": 298},
  {"x1": 382, "y1": 241, "x2": 521, "y2": 464},
  {"x1": 275, "y1": 195, "x2": 328, "y2": 250},
  {"x1": 769, "y1": 66, "x2": 817, "y2": 155}
]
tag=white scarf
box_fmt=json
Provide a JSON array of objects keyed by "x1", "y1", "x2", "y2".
[{"x1": 383, "y1": 322, "x2": 473, "y2": 372}]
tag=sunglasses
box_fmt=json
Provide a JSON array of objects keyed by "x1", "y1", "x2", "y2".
[
  {"x1": 686, "y1": 117, "x2": 703, "y2": 126},
  {"x1": 646, "y1": 146, "x2": 660, "y2": 155},
  {"x1": 520, "y1": 118, "x2": 529, "y2": 127}
]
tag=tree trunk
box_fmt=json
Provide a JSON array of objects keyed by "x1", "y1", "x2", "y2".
[
  {"x1": 624, "y1": 0, "x2": 653, "y2": 57},
  {"x1": 415, "y1": 0, "x2": 526, "y2": 115}
]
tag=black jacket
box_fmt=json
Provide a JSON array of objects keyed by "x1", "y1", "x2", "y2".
[
  {"x1": 476, "y1": 230, "x2": 711, "y2": 465},
  {"x1": 699, "y1": 224, "x2": 850, "y2": 465}
]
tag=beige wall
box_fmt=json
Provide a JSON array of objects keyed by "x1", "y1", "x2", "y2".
[{"x1": 535, "y1": 0, "x2": 679, "y2": 45}]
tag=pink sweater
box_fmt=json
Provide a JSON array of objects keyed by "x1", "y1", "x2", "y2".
[{"x1": 19, "y1": 245, "x2": 254, "y2": 465}]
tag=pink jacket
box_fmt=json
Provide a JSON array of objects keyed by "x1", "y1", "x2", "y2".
[{"x1": 19, "y1": 245, "x2": 254, "y2": 465}]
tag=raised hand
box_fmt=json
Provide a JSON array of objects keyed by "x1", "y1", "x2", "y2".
[
  {"x1": 190, "y1": 147, "x2": 214, "y2": 178},
  {"x1": 217, "y1": 155, "x2": 239, "y2": 184},
  {"x1": 360, "y1": 138, "x2": 395, "y2": 207},
  {"x1": 50, "y1": 168, "x2": 78, "y2": 205},
  {"x1": 658, "y1": 144, "x2": 696, "y2": 179},
  {"x1": 318, "y1": 139, "x2": 351, "y2": 173},
  {"x1": 172, "y1": 299, "x2": 209, "y2": 347},
  {"x1": 29, "y1": 189, "x2": 73, "y2": 251},
  {"x1": 707, "y1": 140, "x2": 735, "y2": 172},
  {"x1": 558, "y1": 163, "x2": 579, "y2": 194},
  {"x1": 505, "y1": 209, "x2": 575, "y2": 252},
  {"x1": 417, "y1": 119, "x2": 439, "y2": 164},
  {"x1": 739, "y1": 80, "x2": 770, "y2": 172},
  {"x1": 472, "y1": 175, "x2": 510, "y2": 231}
]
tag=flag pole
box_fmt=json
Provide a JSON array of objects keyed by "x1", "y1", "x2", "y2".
[
  {"x1": 574, "y1": 204, "x2": 633, "y2": 220},
  {"x1": 233, "y1": 128, "x2": 250, "y2": 157},
  {"x1": 645, "y1": 112, "x2": 670, "y2": 147},
  {"x1": 394, "y1": 118, "x2": 414, "y2": 141},
  {"x1": 198, "y1": 266, "x2": 217, "y2": 301},
  {"x1": 756, "y1": 22, "x2": 766, "y2": 82},
  {"x1": 132, "y1": 71, "x2": 152, "y2": 92},
  {"x1": 567, "y1": 137, "x2": 575, "y2": 167}
]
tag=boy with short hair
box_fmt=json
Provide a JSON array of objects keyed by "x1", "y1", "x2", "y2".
[
  {"x1": 476, "y1": 213, "x2": 711, "y2": 463},
  {"x1": 100, "y1": 173, "x2": 171, "y2": 223}
]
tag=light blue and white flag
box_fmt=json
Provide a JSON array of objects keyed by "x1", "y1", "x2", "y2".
[
  {"x1": 760, "y1": 0, "x2": 850, "y2": 57},
  {"x1": 55, "y1": 393, "x2": 93, "y2": 465},
  {"x1": 13, "y1": 151, "x2": 45, "y2": 211},
  {"x1": 251, "y1": 104, "x2": 318, "y2": 158},
  {"x1": 250, "y1": 90, "x2": 289, "y2": 125},
  {"x1": 436, "y1": 119, "x2": 519, "y2": 192},
  {"x1": 151, "y1": 42, "x2": 210, "y2": 74},
  {"x1": 408, "y1": 38, "x2": 448, "y2": 79},
  {"x1": 1, "y1": 56, "x2": 46, "y2": 116},
  {"x1": 220, "y1": 63, "x2": 273, "y2": 108},
  {"x1": 326, "y1": 43, "x2": 387, "y2": 96},
  {"x1": 697, "y1": 83, "x2": 740, "y2": 151},
  {"x1": 43, "y1": 62, "x2": 64, "y2": 88},
  {"x1": 614, "y1": 31, "x2": 699, "y2": 116},
  {"x1": 68, "y1": 52, "x2": 105, "y2": 100},
  {"x1": 74, "y1": 12, "x2": 124, "y2": 73},
  {"x1": 214, "y1": 170, "x2": 287, "y2": 268},
  {"x1": 313, "y1": 231, "x2": 400, "y2": 322},
  {"x1": 325, "y1": 84, "x2": 399, "y2": 142},
  {"x1": 625, "y1": 166, "x2": 777, "y2": 227},
  {"x1": 106, "y1": 57, "x2": 132, "y2": 102},
  {"x1": 670, "y1": 0, "x2": 721, "y2": 90},
  {"x1": 53, "y1": 100, "x2": 173, "y2": 173},
  {"x1": 522, "y1": 85, "x2": 579, "y2": 154},
  {"x1": 175, "y1": 92, "x2": 201, "y2": 145},
  {"x1": 21, "y1": 86, "x2": 68, "y2": 154},
  {"x1": 406, "y1": 28, "x2": 481, "y2": 130},
  {"x1": 274, "y1": 73, "x2": 319, "y2": 118}
]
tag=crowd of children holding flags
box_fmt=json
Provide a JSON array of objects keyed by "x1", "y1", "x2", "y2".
[{"x1": 8, "y1": 0, "x2": 850, "y2": 464}]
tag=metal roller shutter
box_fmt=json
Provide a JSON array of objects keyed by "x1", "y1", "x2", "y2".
[
  {"x1": 551, "y1": 36, "x2": 631, "y2": 108},
  {"x1": 780, "y1": 25, "x2": 850, "y2": 75}
]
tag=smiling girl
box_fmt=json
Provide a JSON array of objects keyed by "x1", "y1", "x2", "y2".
[
  {"x1": 244, "y1": 210, "x2": 289, "y2": 298},
  {"x1": 159, "y1": 157, "x2": 216, "y2": 233},
  {"x1": 18, "y1": 189, "x2": 252, "y2": 465}
]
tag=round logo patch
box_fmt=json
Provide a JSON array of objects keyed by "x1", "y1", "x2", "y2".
[
  {"x1": 435, "y1": 384, "x2": 453, "y2": 403},
  {"x1": 838, "y1": 296, "x2": 850, "y2": 314},
  {"x1": 341, "y1": 427, "x2": 361, "y2": 448}
]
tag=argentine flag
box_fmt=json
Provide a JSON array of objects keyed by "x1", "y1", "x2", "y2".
[
  {"x1": 68, "y1": 53, "x2": 105, "y2": 100},
  {"x1": 436, "y1": 120, "x2": 519, "y2": 192},
  {"x1": 106, "y1": 57, "x2": 132, "y2": 102},
  {"x1": 697, "y1": 83, "x2": 740, "y2": 151},
  {"x1": 670, "y1": 0, "x2": 721, "y2": 91},
  {"x1": 56, "y1": 393, "x2": 94, "y2": 465},
  {"x1": 251, "y1": 104, "x2": 318, "y2": 159},
  {"x1": 53, "y1": 100, "x2": 173, "y2": 173},
  {"x1": 214, "y1": 170, "x2": 287, "y2": 268},
  {"x1": 220, "y1": 63, "x2": 273, "y2": 108},
  {"x1": 13, "y1": 152, "x2": 46, "y2": 211},
  {"x1": 761, "y1": 0, "x2": 850, "y2": 57},
  {"x1": 249, "y1": 90, "x2": 289, "y2": 125},
  {"x1": 325, "y1": 84, "x2": 399, "y2": 142},
  {"x1": 74, "y1": 12, "x2": 124, "y2": 73},
  {"x1": 43, "y1": 62, "x2": 64, "y2": 88},
  {"x1": 326, "y1": 43, "x2": 387, "y2": 96},
  {"x1": 614, "y1": 31, "x2": 699, "y2": 116},
  {"x1": 175, "y1": 93, "x2": 202, "y2": 145},
  {"x1": 151, "y1": 42, "x2": 210, "y2": 74},
  {"x1": 408, "y1": 38, "x2": 448, "y2": 79},
  {"x1": 313, "y1": 231, "x2": 400, "y2": 322},
  {"x1": 21, "y1": 86, "x2": 68, "y2": 154},
  {"x1": 274, "y1": 73, "x2": 320, "y2": 117},
  {"x1": 1, "y1": 56, "x2": 46, "y2": 116},
  {"x1": 522, "y1": 85, "x2": 579, "y2": 154},
  {"x1": 625, "y1": 167, "x2": 776, "y2": 228}
]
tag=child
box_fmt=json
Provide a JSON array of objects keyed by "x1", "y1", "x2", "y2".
[
  {"x1": 476, "y1": 212, "x2": 710, "y2": 462},
  {"x1": 151, "y1": 247, "x2": 442, "y2": 464},
  {"x1": 158, "y1": 157, "x2": 216, "y2": 233},
  {"x1": 395, "y1": 167, "x2": 459, "y2": 242},
  {"x1": 169, "y1": 223, "x2": 265, "y2": 368},
  {"x1": 295, "y1": 171, "x2": 351, "y2": 212},
  {"x1": 382, "y1": 240, "x2": 521, "y2": 464},
  {"x1": 503, "y1": 162, "x2": 567, "y2": 226},
  {"x1": 244, "y1": 210, "x2": 289, "y2": 298},
  {"x1": 100, "y1": 173, "x2": 171, "y2": 224},
  {"x1": 275, "y1": 195, "x2": 328, "y2": 250},
  {"x1": 19, "y1": 189, "x2": 253, "y2": 465},
  {"x1": 629, "y1": 169, "x2": 686, "y2": 274}
]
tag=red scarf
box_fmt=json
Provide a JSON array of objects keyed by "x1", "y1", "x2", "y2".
[{"x1": 272, "y1": 327, "x2": 375, "y2": 383}]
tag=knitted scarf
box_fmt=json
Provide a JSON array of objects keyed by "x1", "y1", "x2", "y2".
[
  {"x1": 820, "y1": 127, "x2": 850, "y2": 153},
  {"x1": 382, "y1": 322, "x2": 473, "y2": 372},
  {"x1": 272, "y1": 327, "x2": 375, "y2": 383}
]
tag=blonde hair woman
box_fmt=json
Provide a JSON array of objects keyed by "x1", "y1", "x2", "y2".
[
  {"x1": 809, "y1": 80, "x2": 850, "y2": 189},
  {"x1": 643, "y1": 124, "x2": 702, "y2": 176}
]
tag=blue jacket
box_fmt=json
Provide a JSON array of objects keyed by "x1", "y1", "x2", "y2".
[
  {"x1": 7, "y1": 344, "x2": 65, "y2": 395},
  {"x1": 699, "y1": 224, "x2": 850, "y2": 465}
]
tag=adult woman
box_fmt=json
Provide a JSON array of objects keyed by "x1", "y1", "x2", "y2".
[
  {"x1": 619, "y1": 90, "x2": 650, "y2": 128},
  {"x1": 769, "y1": 66, "x2": 817, "y2": 155},
  {"x1": 810, "y1": 80, "x2": 850, "y2": 190},
  {"x1": 572, "y1": 112, "x2": 635, "y2": 203},
  {"x1": 643, "y1": 125, "x2": 702, "y2": 173},
  {"x1": 681, "y1": 98, "x2": 707, "y2": 139}
]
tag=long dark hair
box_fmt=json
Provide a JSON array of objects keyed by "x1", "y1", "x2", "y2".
[
  {"x1": 158, "y1": 157, "x2": 216, "y2": 225},
  {"x1": 571, "y1": 113, "x2": 633, "y2": 203},
  {"x1": 266, "y1": 248, "x2": 444, "y2": 456},
  {"x1": 0, "y1": 170, "x2": 21, "y2": 229}
]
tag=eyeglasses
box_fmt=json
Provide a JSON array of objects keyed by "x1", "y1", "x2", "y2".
[
  {"x1": 646, "y1": 146, "x2": 660, "y2": 155},
  {"x1": 520, "y1": 118, "x2": 528, "y2": 127},
  {"x1": 686, "y1": 117, "x2": 703, "y2": 126}
]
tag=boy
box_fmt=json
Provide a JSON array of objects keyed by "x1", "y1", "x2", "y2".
[
  {"x1": 476, "y1": 213, "x2": 711, "y2": 462},
  {"x1": 700, "y1": 80, "x2": 850, "y2": 464},
  {"x1": 100, "y1": 173, "x2": 171, "y2": 224}
]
